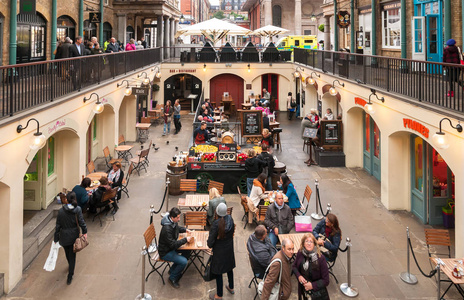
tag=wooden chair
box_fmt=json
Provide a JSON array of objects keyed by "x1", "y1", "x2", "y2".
[
  {"x1": 183, "y1": 211, "x2": 207, "y2": 230},
  {"x1": 296, "y1": 185, "x2": 312, "y2": 216},
  {"x1": 86, "y1": 161, "x2": 96, "y2": 174},
  {"x1": 246, "y1": 248, "x2": 262, "y2": 300},
  {"x1": 257, "y1": 205, "x2": 268, "y2": 223},
  {"x1": 424, "y1": 229, "x2": 451, "y2": 259},
  {"x1": 208, "y1": 180, "x2": 224, "y2": 195},
  {"x1": 118, "y1": 134, "x2": 126, "y2": 145},
  {"x1": 121, "y1": 163, "x2": 135, "y2": 198},
  {"x1": 238, "y1": 186, "x2": 250, "y2": 229},
  {"x1": 180, "y1": 179, "x2": 197, "y2": 194},
  {"x1": 93, "y1": 188, "x2": 117, "y2": 226},
  {"x1": 130, "y1": 149, "x2": 149, "y2": 175},
  {"x1": 144, "y1": 223, "x2": 171, "y2": 285},
  {"x1": 136, "y1": 140, "x2": 152, "y2": 166},
  {"x1": 214, "y1": 207, "x2": 233, "y2": 220},
  {"x1": 141, "y1": 117, "x2": 151, "y2": 124},
  {"x1": 103, "y1": 146, "x2": 123, "y2": 172}
]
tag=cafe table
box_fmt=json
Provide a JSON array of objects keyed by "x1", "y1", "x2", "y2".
[
  {"x1": 430, "y1": 257, "x2": 464, "y2": 298},
  {"x1": 114, "y1": 144, "x2": 133, "y2": 162},
  {"x1": 242, "y1": 103, "x2": 252, "y2": 110},
  {"x1": 179, "y1": 230, "x2": 211, "y2": 276},
  {"x1": 178, "y1": 194, "x2": 210, "y2": 211},
  {"x1": 87, "y1": 172, "x2": 108, "y2": 182},
  {"x1": 136, "y1": 123, "x2": 150, "y2": 143},
  {"x1": 278, "y1": 233, "x2": 306, "y2": 255}
]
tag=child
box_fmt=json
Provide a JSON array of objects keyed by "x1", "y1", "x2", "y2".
[{"x1": 260, "y1": 128, "x2": 274, "y2": 147}]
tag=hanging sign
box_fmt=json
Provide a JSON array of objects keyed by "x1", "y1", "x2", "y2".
[
  {"x1": 20, "y1": 0, "x2": 36, "y2": 14},
  {"x1": 132, "y1": 87, "x2": 149, "y2": 96},
  {"x1": 89, "y1": 12, "x2": 102, "y2": 23},
  {"x1": 337, "y1": 11, "x2": 351, "y2": 28}
]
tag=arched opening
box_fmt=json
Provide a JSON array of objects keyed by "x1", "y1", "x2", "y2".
[
  {"x1": 304, "y1": 84, "x2": 318, "y2": 118},
  {"x1": 57, "y1": 15, "x2": 76, "y2": 41},
  {"x1": 16, "y1": 12, "x2": 47, "y2": 63},
  {"x1": 86, "y1": 105, "x2": 116, "y2": 164},
  {"x1": 210, "y1": 74, "x2": 244, "y2": 109},
  {"x1": 0, "y1": 181, "x2": 11, "y2": 287},
  {"x1": 164, "y1": 74, "x2": 203, "y2": 111},
  {"x1": 320, "y1": 92, "x2": 340, "y2": 119},
  {"x1": 261, "y1": 73, "x2": 279, "y2": 111},
  {"x1": 103, "y1": 22, "x2": 112, "y2": 43},
  {"x1": 126, "y1": 25, "x2": 135, "y2": 42},
  {"x1": 83, "y1": 20, "x2": 97, "y2": 42},
  {"x1": 119, "y1": 95, "x2": 137, "y2": 142},
  {"x1": 272, "y1": 5, "x2": 282, "y2": 27}
]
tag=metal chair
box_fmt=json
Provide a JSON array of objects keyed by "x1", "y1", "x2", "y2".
[
  {"x1": 424, "y1": 228, "x2": 451, "y2": 259},
  {"x1": 208, "y1": 180, "x2": 224, "y2": 195},
  {"x1": 130, "y1": 148, "x2": 149, "y2": 175},
  {"x1": 238, "y1": 186, "x2": 249, "y2": 229},
  {"x1": 246, "y1": 249, "x2": 261, "y2": 300},
  {"x1": 121, "y1": 163, "x2": 134, "y2": 198},
  {"x1": 144, "y1": 223, "x2": 171, "y2": 285},
  {"x1": 93, "y1": 188, "x2": 117, "y2": 226},
  {"x1": 103, "y1": 146, "x2": 123, "y2": 172},
  {"x1": 180, "y1": 179, "x2": 198, "y2": 194},
  {"x1": 296, "y1": 185, "x2": 312, "y2": 216}
]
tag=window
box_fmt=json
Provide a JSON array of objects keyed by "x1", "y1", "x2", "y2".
[
  {"x1": 272, "y1": 5, "x2": 282, "y2": 27},
  {"x1": 48, "y1": 137, "x2": 55, "y2": 176},
  {"x1": 93, "y1": 118, "x2": 97, "y2": 141},
  {"x1": 382, "y1": 8, "x2": 401, "y2": 48},
  {"x1": 295, "y1": 40, "x2": 300, "y2": 46},
  {"x1": 413, "y1": 137, "x2": 423, "y2": 192},
  {"x1": 304, "y1": 40, "x2": 313, "y2": 43},
  {"x1": 304, "y1": 30, "x2": 312, "y2": 35},
  {"x1": 25, "y1": 153, "x2": 39, "y2": 181}
]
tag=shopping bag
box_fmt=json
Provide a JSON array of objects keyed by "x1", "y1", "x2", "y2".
[
  {"x1": 295, "y1": 216, "x2": 313, "y2": 232},
  {"x1": 43, "y1": 241, "x2": 61, "y2": 272}
]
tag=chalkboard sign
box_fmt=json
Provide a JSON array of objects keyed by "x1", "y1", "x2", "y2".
[
  {"x1": 321, "y1": 120, "x2": 343, "y2": 149},
  {"x1": 239, "y1": 110, "x2": 263, "y2": 137},
  {"x1": 303, "y1": 127, "x2": 318, "y2": 139}
]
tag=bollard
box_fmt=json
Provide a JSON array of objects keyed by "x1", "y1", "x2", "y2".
[
  {"x1": 161, "y1": 180, "x2": 170, "y2": 218},
  {"x1": 311, "y1": 179, "x2": 323, "y2": 220},
  {"x1": 149, "y1": 205, "x2": 155, "y2": 225},
  {"x1": 436, "y1": 263, "x2": 441, "y2": 300},
  {"x1": 135, "y1": 246, "x2": 152, "y2": 300},
  {"x1": 340, "y1": 237, "x2": 359, "y2": 297},
  {"x1": 327, "y1": 203, "x2": 332, "y2": 214},
  {"x1": 399, "y1": 227, "x2": 418, "y2": 284}
]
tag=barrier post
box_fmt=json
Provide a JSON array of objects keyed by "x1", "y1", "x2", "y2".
[
  {"x1": 436, "y1": 263, "x2": 441, "y2": 300},
  {"x1": 135, "y1": 246, "x2": 152, "y2": 300},
  {"x1": 399, "y1": 227, "x2": 418, "y2": 284},
  {"x1": 149, "y1": 205, "x2": 155, "y2": 225},
  {"x1": 311, "y1": 179, "x2": 323, "y2": 220},
  {"x1": 161, "y1": 180, "x2": 170, "y2": 218},
  {"x1": 340, "y1": 237, "x2": 359, "y2": 297},
  {"x1": 327, "y1": 203, "x2": 332, "y2": 214}
]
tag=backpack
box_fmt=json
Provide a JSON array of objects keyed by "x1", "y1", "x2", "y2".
[
  {"x1": 258, "y1": 258, "x2": 282, "y2": 300},
  {"x1": 260, "y1": 153, "x2": 273, "y2": 177}
]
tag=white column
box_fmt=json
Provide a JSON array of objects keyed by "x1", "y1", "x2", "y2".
[
  {"x1": 294, "y1": 0, "x2": 302, "y2": 35},
  {"x1": 264, "y1": 0, "x2": 272, "y2": 26},
  {"x1": 164, "y1": 16, "x2": 170, "y2": 59},
  {"x1": 324, "y1": 16, "x2": 331, "y2": 51},
  {"x1": 170, "y1": 18, "x2": 175, "y2": 57},
  {"x1": 117, "y1": 14, "x2": 127, "y2": 46},
  {"x1": 157, "y1": 15, "x2": 164, "y2": 59}
]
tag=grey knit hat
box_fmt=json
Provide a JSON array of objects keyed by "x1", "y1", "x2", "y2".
[{"x1": 216, "y1": 203, "x2": 227, "y2": 217}]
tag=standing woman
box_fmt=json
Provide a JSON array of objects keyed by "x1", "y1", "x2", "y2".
[
  {"x1": 163, "y1": 100, "x2": 173, "y2": 136},
  {"x1": 280, "y1": 174, "x2": 301, "y2": 215},
  {"x1": 54, "y1": 192, "x2": 87, "y2": 285},
  {"x1": 443, "y1": 39, "x2": 461, "y2": 97},
  {"x1": 173, "y1": 99, "x2": 182, "y2": 134},
  {"x1": 292, "y1": 233, "x2": 330, "y2": 300},
  {"x1": 207, "y1": 203, "x2": 236, "y2": 300},
  {"x1": 125, "y1": 38, "x2": 136, "y2": 51},
  {"x1": 287, "y1": 92, "x2": 296, "y2": 120}
]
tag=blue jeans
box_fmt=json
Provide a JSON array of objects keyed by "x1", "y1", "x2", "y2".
[
  {"x1": 296, "y1": 105, "x2": 300, "y2": 118},
  {"x1": 266, "y1": 176, "x2": 273, "y2": 191},
  {"x1": 247, "y1": 177, "x2": 254, "y2": 196},
  {"x1": 162, "y1": 250, "x2": 191, "y2": 281},
  {"x1": 163, "y1": 122, "x2": 171, "y2": 134},
  {"x1": 268, "y1": 231, "x2": 278, "y2": 247}
]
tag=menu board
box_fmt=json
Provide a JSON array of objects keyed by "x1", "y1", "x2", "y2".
[
  {"x1": 239, "y1": 110, "x2": 263, "y2": 137},
  {"x1": 321, "y1": 120, "x2": 343, "y2": 148}
]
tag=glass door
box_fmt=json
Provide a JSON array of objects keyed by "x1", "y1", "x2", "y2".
[
  {"x1": 412, "y1": 16, "x2": 426, "y2": 61},
  {"x1": 24, "y1": 152, "x2": 43, "y2": 210},
  {"x1": 363, "y1": 113, "x2": 381, "y2": 181},
  {"x1": 426, "y1": 15, "x2": 439, "y2": 62},
  {"x1": 428, "y1": 149, "x2": 454, "y2": 225},
  {"x1": 411, "y1": 135, "x2": 427, "y2": 223}
]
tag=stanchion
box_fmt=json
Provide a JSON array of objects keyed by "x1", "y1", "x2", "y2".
[
  {"x1": 399, "y1": 227, "x2": 418, "y2": 284},
  {"x1": 311, "y1": 179, "x2": 323, "y2": 220},
  {"x1": 161, "y1": 180, "x2": 170, "y2": 218},
  {"x1": 340, "y1": 237, "x2": 359, "y2": 297},
  {"x1": 436, "y1": 264, "x2": 441, "y2": 300},
  {"x1": 327, "y1": 203, "x2": 332, "y2": 214},
  {"x1": 149, "y1": 205, "x2": 155, "y2": 225},
  {"x1": 135, "y1": 246, "x2": 152, "y2": 300}
]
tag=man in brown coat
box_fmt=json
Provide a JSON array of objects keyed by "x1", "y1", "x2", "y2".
[{"x1": 261, "y1": 238, "x2": 294, "y2": 300}]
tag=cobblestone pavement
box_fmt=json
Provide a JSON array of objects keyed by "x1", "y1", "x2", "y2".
[{"x1": 2, "y1": 112, "x2": 460, "y2": 299}]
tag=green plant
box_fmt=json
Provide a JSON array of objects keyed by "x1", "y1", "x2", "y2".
[
  {"x1": 318, "y1": 24, "x2": 324, "y2": 32},
  {"x1": 152, "y1": 84, "x2": 160, "y2": 92}
]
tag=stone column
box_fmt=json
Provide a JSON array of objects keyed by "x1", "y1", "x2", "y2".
[
  {"x1": 117, "y1": 14, "x2": 127, "y2": 46},
  {"x1": 264, "y1": 0, "x2": 272, "y2": 26},
  {"x1": 324, "y1": 16, "x2": 331, "y2": 51},
  {"x1": 294, "y1": 0, "x2": 302, "y2": 35},
  {"x1": 157, "y1": 15, "x2": 164, "y2": 59},
  {"x1": 78, "y1": 0, "x2": 84, "y2": 36},
  {"x1": 51, "y1": 0, "x2": 57, "y2": 59},
  {"x1": 170, "y1": 18, "x2": 175, "y2": 57},
  {"x1": 100, "y1": 0, "x2": 104, "y2": 46},
  {"x1": 164, "y1": 16, "x2": 170, "y2": 59}
]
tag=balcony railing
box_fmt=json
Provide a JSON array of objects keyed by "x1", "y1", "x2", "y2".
[
  {"x1": 294, "y1": 48, "x2": 464, "y2": 114},
  {"x1": 0, "y1": 48, "x2": 161, "y2": 119}
]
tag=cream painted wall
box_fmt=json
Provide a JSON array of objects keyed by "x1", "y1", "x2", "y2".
[{"x1": 303, "y1": 85, "x2": 318, "y2": 117}]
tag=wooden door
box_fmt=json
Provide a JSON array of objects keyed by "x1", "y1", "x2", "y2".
[{"x1": 210, "y1": 74, "x2": 244, "y2": 108}]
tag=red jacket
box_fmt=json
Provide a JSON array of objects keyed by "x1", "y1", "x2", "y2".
[{"x1": 443, "y1": 45, "x2": 461, "y2": 64}]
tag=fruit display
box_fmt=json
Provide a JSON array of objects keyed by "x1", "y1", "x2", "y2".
[
  {"x1": 237, "y1": 153, "x2": 248, "y2": 162},
  {"x1": 253, "y1": 146, "x2": 262, "y2": 154},
  {"x1": 201, "y1": 153, "x2": 216, "y2": 161},
  {"x1": 192, "y1": 145, "x2": 218, "y2": 153}
]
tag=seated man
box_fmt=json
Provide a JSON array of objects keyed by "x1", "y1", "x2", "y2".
[
  {"x1": 264, "y1": 192, "x2": 294, "y2": 247},
  {"x1": 158, "y1": 207, "x2": 193, "y2": 288},
  {"x1": 193, "y1": 121, "x2": 210, "y2": 144},
  {"x1": 247, "y1": 225, "x2": 278, "y2": 279},
  {"x1": 313, "y1": 213, "x2": 341, "y2": 261},
  {"x1": 205, "y1": 101, "x2": 214, "y2": 115},
  {"x1": 202, "y1": 109, "x2": 213, "y2": 122}
]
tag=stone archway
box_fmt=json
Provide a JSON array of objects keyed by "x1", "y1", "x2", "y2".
[
  {"x1": 209, "y1": 74, "x2": 244, "y2": 108},
  {"x1": 119, "y1": 95, "x2": 137, "y2": 142}
]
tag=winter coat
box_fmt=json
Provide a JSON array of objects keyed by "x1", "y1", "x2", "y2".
[
  {"x1": 207, "y1": 215, "x2": 236, "y2": 275},
  {"x1": 164, "y1": 105, "x2": 173, "y2": 123},
  {"x1": 443, "y1": 45, "x2": 461, "y2": 64},
  {"x1": 207, "y1": 196, "x2": 226, "y2": 224},
  {"x1": 54, "y1": 204, "x2": 87, "y2": 247},
  {"x1": 313, "y1": 219, "x2": 341, "y2": 260},
  {"x1": 158, "y1": 214, "x2": 187, "y2": 258},
  {"x1": 261, "y1": 250, "x2": 293, "y2": 300},
  {"x1": 125, "y1": 43, "x2": 136, "y2": 51},
  {"x1": 245, "y1": 156, "x2": 266, "y2": 178},
  {"x1": 105, "y1": 43, "x2": 120, "y2": 53},
  {"x1": 56, "y1": 42, "x2": 72, "y2": 59},
  {"x1": 285, "y1": 183, "x2": 300, "y2": 209},
  {"x1": 292, "y1": 251, "x2": 330, "y2": 299},
  {"x1": 72, "y1": 185, "x2": 89, "y2": 208},
  {"x1": 258, "y1": 151, "x2": 275, "y2": 175},
  {"x1": 173, "y1": 104, "x2": 181, "y2": 117},
  {"x1": 264, "y1": 202, "x2": 294, "y2": 234},
  {"x1": 250, "y1": 180, "x2": 268, "y2": 207},
  {"x1": 247, "y1": 233, "x2": 278, "y2": 278}
]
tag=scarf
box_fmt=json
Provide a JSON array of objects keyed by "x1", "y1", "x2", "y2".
[
  {"x1": 253, "y1": 178, "x2": 265, "y2": 193},
  {"x1": 274, "y1": 201, "x2": 284, "y2": 210},
  {"x1": 108, "y1": 169, "x2": 121, "y2": 183},
  {"x1": 301, "y1": 247, "x2": 318, "y2": 271}
]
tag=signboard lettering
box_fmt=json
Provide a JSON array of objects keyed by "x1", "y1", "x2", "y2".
[
  {"x1": 354, "y1": 97, "x2": 367, "y2": 107},
  {"x1": 320, "y1": 120, "x2": 343, "y2": 148},
  {"x1": 132, "y1": 87, "x2": 149, "y2": 95},
  {"x1": 337, "y1": 11, "x2": 351, "y2": 28},
  {"x1": 403, "y1": 118, "x2": 429, "y2": 138},
  {"x1": 240, "y1": 110, "x2": 263, "y2": 137},
  {"x1": 382, "y1": 2, "x2": 401, "y2": 10},
  {"x1": 20, "y1": 0, "x2": 36, "y2": 14},
  {"x1": 48, "y1": 119, "x2": 66, "y2": 135},
  {"x1": 169, "y1": 69, "x2": 197, "y2": 73}
]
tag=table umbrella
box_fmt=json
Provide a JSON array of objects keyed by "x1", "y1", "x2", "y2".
[{"x1": 252, "y1": 25, "x2": 290, "y2": 38}]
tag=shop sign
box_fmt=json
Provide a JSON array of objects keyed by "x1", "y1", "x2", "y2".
[
  {"x1": 132, "y1": 87, "x2": 149, "y2": 95},
  {"x1": 403, "y1": 118, "x2": 429, "y2": 138},
  {"x1": 48, "y1": 119, "x2": 66, "y2": 135},
  {"x1": 337, "y1": 11, "x2": 351, "y2": 28},
  {"x1": 89, "y1": 13, "x2": 102, "y2": 23},
  {"x1": 354, "y1": 97, "x2": 367, "y2": 107},
  {"x1": 359, "y1": 6, "x2": 372, "y2": 14},
  {"x1": 382, "y1": 2, "x2": 401, "y2": 10},
  {"x1": 169, "y1": 69, "x2": 196, "y2": 73},
  {"x1": 20, "y1": 0, "x2": 36, "y2": 15}
]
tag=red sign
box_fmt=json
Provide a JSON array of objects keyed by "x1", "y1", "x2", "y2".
[
  {"x1": 403, "y1": 118, "x2": 429, "y2": 138},
  {"x1": 354, "y1": 97, "x2": 367, "y2": 107},
  {"x1": 169, "y1": 69, "x2": 197, "y2": 73}
]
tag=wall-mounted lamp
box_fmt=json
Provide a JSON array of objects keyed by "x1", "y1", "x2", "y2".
[
  {"x1": 180, "y1": 14, "x2": 185, "y2": 23},
  {"x1": 311, "y1": 14, "x2": 317, "y2": 22},
  {"x1": 269, "y1": 63, "x2": 273, "y2": 67},
  {"x1": 203, "y1": 64, "x2": 207, "y2": 72},
  {"x1": 363, "y1": 89, "x2": 384, "y2": 115},
  {"x1": 432, "y1": 118, "x2": 463, "y2": 149},
  {"x1": 152, "y1": 66, "x2": 162, "y2": 79},
  {"x1": 329, "y1": 79, "x2": 345, "y2": 96},
  {"x1": 137, "y1": 72, "x2": 151, "y2": 85},
  {"x1": 247, "y1": 64, "x2": 251, "y2": 73},
  {"x1": 117, "y1": 80, "x2": 132, "y2": 96},
  {"x1": 83, "y1": 92, "x2": 104, "y2": 114},
  {"x1": 307, "y1": 72, "x2": 320, "y2": 85},
  {"x1": 294, "y1": 66, "x2": 304, "y2": 78},
  {"x1": 17, "y1": 118, "x2": 47, "y2": 150}
]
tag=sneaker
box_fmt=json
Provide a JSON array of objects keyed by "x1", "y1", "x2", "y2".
[
  {"x1": 168, "y1": 278, "x2": 180, "y2": 289},
  {"x1": 162, "y1": 133, "x2": 166, "y2": 136}
]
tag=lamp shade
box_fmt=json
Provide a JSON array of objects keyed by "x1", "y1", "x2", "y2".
[
  {"x1": 155, "y1": 72, "x2": 162, "y2": 78},
  {"x1": 363, "y1": 103, "x2": 375, "y2": 115},
  {"x1": 308, "y1": 77, "x2": 316, "y2": 85},
  {"x1": 124, "y1": 87, "x2": 132, "y2": 96},
  {"x1": 143, "y1": 78, "x2": 150, "y2": 85},
  {"x1": 30, "y1": 133, "x2": 47, "y2": 150},
  {"x1": 432, "y1": 132, "x2": 449, "y2": 149},
  {"x1": 93, "y1": 102, "x2": 104, "y2": 114},
  {"x1": 329, "y1": 87, "x2": 337, "y2": 96}
]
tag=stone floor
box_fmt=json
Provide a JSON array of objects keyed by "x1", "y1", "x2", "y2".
[{"x1": 3, "y1": 112, "x2": 460, "y2": 300}]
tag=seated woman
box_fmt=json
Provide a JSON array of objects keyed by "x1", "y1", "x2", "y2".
[
  {"x1": 72, "y1": 177, "x2": 91, "y2": 210},
  {"x1": 246, "y1": 173, "x2": 269, "y2": 223},
  {"x1": 89, "y1": 176, "x2": 112, "y2": 214},
  {"x1": 292, "y1": 233, "x2": 330, "y2": 300},
  {"x1": 260, "y1": 128, "x2": 274, "y2": 148},
  {"x1": 207, "y1": 187, "x2": 226, "y2": 225},
  {"x1": 108, "y1": 162, "x2": 124, "y2": 214},
  {"x1": 313, "y1": 213, "x2": 341, "y2": 261},
  {"x1": 280, "y1": 174, "x2": 300, "y2": 215}
]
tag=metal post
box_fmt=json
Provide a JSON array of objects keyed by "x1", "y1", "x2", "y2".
[
  {"x1": 437, "y1": 264, "x2": 441, "y2": 300},
  {"x1": 78, "y1": 0, "x2": 84, "y2": 37},
  {"x1": 149, "y1": 205, "x2": 154, "y2": 225},
  {"x1": 51, "y1": 0, "x2": 57, "y2": 60},
  {"x1": 9, "y1": 0, "x2": 18, "y2": 65},
  {"x1": 100, "y1": 0, "x2": 104, "y2": 46},
  {"x1": 311, "y1": 179, "x2": 323, "y2": 220},
  {"x1": 135, "y1": 246, "x2": 152, "y2": 300},
  {"x1": 161, "y1": 180, "x2": 170, "y2": 218},
  {"x1": 444, "y1": 0, "x2": 451, "y2": 42},
  {"x1": 400, "y1": 227, "x2": 418, "y2": 284},
  {"x1": 340, "y1": 237, "x2": 359, "y2": 297},
  {"x1": 334, "y1": 0, "x2": 338, "y2": 52},
  {"x1": 326, "y1": 203, "x2": 332, "y2": 214}
]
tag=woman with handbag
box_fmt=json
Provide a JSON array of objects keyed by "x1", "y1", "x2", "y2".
[
  {"x1": 287, "y1": 92, "x2": 296, "y2": 120},
  {"x1": 207, "y1": 203, "x2": 236, "y2": 300},
  {"x1": 292, "y1": 233, "x2": 330, "y2": 300},
  {"x1": 54, "y1": 191, "x2": 87, "y2": 285},
  {"x1": 163, "y1": 100, "x2": 173, "y2": 136},
  {"x1": 173, "y1": 99, "x2": 182, "y2": 134}
]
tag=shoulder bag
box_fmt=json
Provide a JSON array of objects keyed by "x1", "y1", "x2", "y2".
[
  {"x1": 258, "y1": 258, "x2": 282, "y2": 300},
  {"x1": 202, "y1": 256, "x2": 214, "y2": 282},
  {"x1": 73, "y1": 214, "x2": 89, "y2": 253}
]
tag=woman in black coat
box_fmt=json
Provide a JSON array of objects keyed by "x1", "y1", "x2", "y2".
[
  {"x1": 108, "y1": 162, "x2": 124, "y2": 214},
  {"x1": 207, "y1": 203, "x2": 235, "y2": 300},
  {"x1": 54, "y1": 192, "x2": 87, "y2": 285}
]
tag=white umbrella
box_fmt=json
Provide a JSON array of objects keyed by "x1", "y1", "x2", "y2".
[
  {"x1": 175, "y1": 18, "x2": 252, "y2": 44},
  {"x1": 252, "y1": 25, "x2": 290, "y2": 38}
]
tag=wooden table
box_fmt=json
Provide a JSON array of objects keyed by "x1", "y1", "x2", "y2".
[
  {"x1": 114, "y1": 144, "x2": 134, "y2": 162},
  {"x1": 269, "y1": 121, "x2": 280, "y2": 129},
  {"x1": 278, "y1": 233, "x2": 306, "y2": 254},
  {"x1": 221, "y1": 97, "x2": 234, "y2": 116},
  {"x1": 136, "y1": 123, "x2": 150, "y2": 143},
  {"x1": 179, "y1": 231, "x2": 211, "y2": 276},
  {"x1": 242, "y1": 103, "x2": 252, "y2": 110},
  {"x1": 87, "y1": 172, "x2": 108, "y2": 181},
  {"x1": 179, "y1": 194, "x2": 210, "y2": 211},
  {"x1": 269, "y1": 122, "x2": 281, "y2": 149},
  {"x1": 431, "y1": 257, "x2": 464, "y2": 298}
]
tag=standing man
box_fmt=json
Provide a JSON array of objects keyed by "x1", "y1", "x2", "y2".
[
  {"x1": 105, "y1": 37, "x2": 120, "y2": 77},
  {"x1": 69, "y1": 36, "x2": 85, "y2": 90},
  {"x1": 260, "y1": 238, "x2": 294, "y2": 300},
  {"x1": 264, "y1": 192, "x2": 294, "y2": 246},
  {"x1": 69, "y1": 36, "x2": 85, "y2": 57},
  {"x1": 141, "y1": 36, "x2": 147, "y2": 49},
  {"x1": 193, "y1": 121, "x2": 210, "y2": 144},
  {"x1": 158, "y1": 207, "x2": 193, "y2": 288}
]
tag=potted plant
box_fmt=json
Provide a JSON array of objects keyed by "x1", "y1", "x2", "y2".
[
  {"x1": 318, "y1": 24, "x2": 324, "y2": 32},
  {"x1": 152, "y1": 84, "x2": 160, "y2": 92}
]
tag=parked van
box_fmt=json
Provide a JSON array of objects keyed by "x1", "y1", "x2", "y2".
[{"x1": 276, "y1": 35, "x2": 318, "y2": 51}]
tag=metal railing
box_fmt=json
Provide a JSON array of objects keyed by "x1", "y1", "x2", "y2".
[
  {"x1": 294, "y1": 48, "x2": 464, "y2": 114},
  {"x1": 0, "y1": 48, "x2": 161, "y2": 119}
]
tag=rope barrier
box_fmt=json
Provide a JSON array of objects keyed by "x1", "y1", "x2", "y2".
[
  {"x1": 407, "y1": 235, "x2": 437, "y2": 278},
  {"x1": 151, "y1": 184, "x2": 169, "y2": 215}
]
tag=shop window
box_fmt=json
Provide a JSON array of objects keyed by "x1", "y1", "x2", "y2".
[
  {"x1": 57, "y1": 15, "x2": 76, "y2": 41},
  {"x1": 48, "y1": 137, "x2": 55, "y2": 177},
  {"x1": 25, "y1": 153, "x2": 39, "y2": 181},
  {"x1": 432, "y1": 149, "x2": 450, "y2": 198},
  {"x1": 413, "y1": 137, "x2": 423, "y2": 192},
  {"x1": 272, "y1": 5, "x2": 282, "y2": 27},
  {"x1": 103, "y1": 22, "x2": 112, "y2": 43},
  {"x1": 126, "y1": 26, "x2": 135, "y2": 42},
  {"x1": 382, "y1": 8, "x2": 401, "y2": 49},
  {"x1": 373, "y1": 123, "x2": 380, "y2": 158},
  {"x1": 365, "y1": 114, "x2": 370, "y2": 152},
  {"x1": 17, "y1": 13, "x2": 47, "y2": 63},
  {"x1": 304, "y1": 30, "x2": 312, "y2": 35},
  {"x1": 93, "y1": 118, "x2": 97, "y2": 141}
]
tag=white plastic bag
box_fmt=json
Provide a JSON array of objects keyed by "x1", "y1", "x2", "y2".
[{"x1": 43, "y1": 241, "x2": 61, "y2": 272}]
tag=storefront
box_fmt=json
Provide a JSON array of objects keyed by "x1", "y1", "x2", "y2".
[
  {"x1": 84, "y1": 20, "x2": 97, "y2": 42},
  {"x1": 363, "y1": 112, "x2": 381, "y2": 181},
  {"x1": 103, "y1": 22, "x2": 112, "y2": 43},
  {"x1": 357, "y1": 6, "x2": 372, "y2": 55},
  {"x1": 381, "y1": 2, "x2": 401, "y2": 50},
  {"x1": 262, "y1": 74, "x2": 279, "y2": 110},
  {"x1": 57, "y1": 15, "x2": 76, "y2": 41},
  {"x1": 16, "y1": 13, "x2": 47, "y2": 63},
  {"x1": 413, "y1": 0, "x2": 443, "y2": 62}
]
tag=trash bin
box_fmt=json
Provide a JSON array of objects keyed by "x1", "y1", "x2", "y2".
[
  {"x1": 272, "y1": 161, "x2": 287, "y2": 190},
  {"x1": 166, "y1": 164, "x2": 187, "y2": 195}
]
